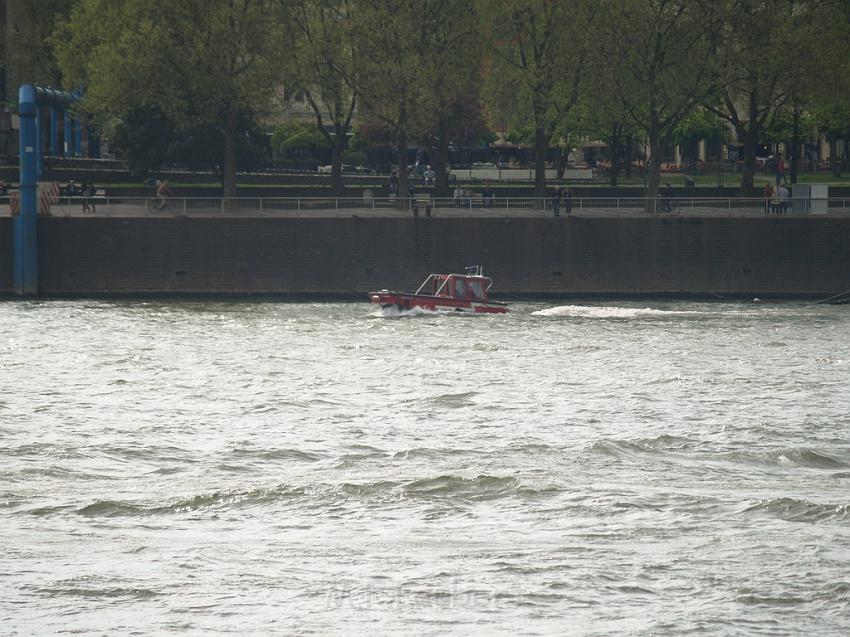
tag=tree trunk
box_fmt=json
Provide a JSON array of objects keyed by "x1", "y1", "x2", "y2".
[
  {"x1": 557, "y1": 147, "x2": 568, "y2": 179},
  {"x1": 740, "y1": 96, "x2": 758, "y2": 193},
  {"x1": 624, "y1": 136, "x2": 633, "y2": 179},
  {"x1": 740, "y1": 127, "x2": 758, "y2": 192},
  {"x1": 609, "y1": 123, "x2": 621, "y2": 187},
  {"x1": 790, "y1": 107, "x2": 800, "y2": 185},
  {"x1": 434, "y1": 121, "x2": 450, "y2": 197},
  {"x1": 534, "y1": 125, "x2": 547, "y2": 203},
  {"x1": 829, "y1": 136, "x2": 841, "y2": 177},
  {"x1": 330, "y1": 133, "x2": 345, "y2": 196},
  {"x1": 397, "y1": 131, "x2": 409, "y2": 211},
  {"x1": 222, "y1": 107, "x2": 238, "y2": 198},
  {"x1": 645, "y1": 116, "x2": 662, "y2": 213}
]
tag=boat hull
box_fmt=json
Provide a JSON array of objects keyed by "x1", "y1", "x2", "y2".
[{"x1": 369, "y1": 292, "x2": 508, "y2": 314}]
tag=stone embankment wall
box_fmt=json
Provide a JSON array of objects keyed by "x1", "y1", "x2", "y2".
[{"x1": 1, "y1": 217, "x2": 848, "y2": 297}]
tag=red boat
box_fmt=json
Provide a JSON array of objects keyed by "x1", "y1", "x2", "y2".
[{"x1": 369, "y1": 266, "x2": 509, "y2": 314}]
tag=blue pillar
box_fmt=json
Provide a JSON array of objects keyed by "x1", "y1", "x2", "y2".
[
  {"x1": 64, "y1": 110, "x2": 72, "y2": 157},
  {"x1": 49, "y1": 107, "x2": 58, "y2": 156},
  {"x1": 35, "y1": 106, "x2": 43, "y2": 179},
  {"x1": 73, "y1": 117, "x2": 82, "y2": 157},
  {"x1": 14, "y1": 85, "x2": 39, "y2": 295}
]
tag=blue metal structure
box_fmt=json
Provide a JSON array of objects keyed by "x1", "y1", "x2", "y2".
[
  {"x1": 15, "y1": 84, "x2": 79, "y2": 295},
  {"x1": 49, "y1": 107, "x2": 59, "y2": 156},
  {"x1": 73, "y1": 115, "x2": 82, "y2": 157},
  {"x1": 63, "y1": 110, "x2": 72, "y2": 157}
]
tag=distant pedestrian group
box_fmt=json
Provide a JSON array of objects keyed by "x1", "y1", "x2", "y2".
[
  {"x1": 764, "y1": 181, "x2": 789, "y2": 214},
  {"x1": 66, "y1": 179, "x2": 97, "y2": 213}
]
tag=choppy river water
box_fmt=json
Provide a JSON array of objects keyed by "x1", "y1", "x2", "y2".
[{"x1": 1, "y1": 299, "x2": 849, "y2": 635}]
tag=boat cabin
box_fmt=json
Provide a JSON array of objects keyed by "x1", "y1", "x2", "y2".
[{"x1": 415, "y1": 269, "x2": 493, "y2": 301}]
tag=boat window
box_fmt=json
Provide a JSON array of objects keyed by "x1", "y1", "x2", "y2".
[
  {"x1": 469, "y1": 280, "x2": 484, "y2": 299},
  {"x1": 454, "y1": 278, "x2": 467, "y2": 297}
]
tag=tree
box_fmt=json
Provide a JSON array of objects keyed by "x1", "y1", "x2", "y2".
[
  {"x1": 574, "y1": 47, "x2": 644, "y2": 187},
  {"x1": 416, "y1": 2, "x2": 486, "y2": 197},
  {"x1": 110, "y1": 106, "x2": 174, "y2": 179},
  {"x1": 281, "y1": 0, "x2": 358, "y2": 194},
  {"x1": 422, "y1": 91, "x2": 492, "y2": 195},
  {"x1": 673, "y1": 110, "x2": 719, "y2": 171},
  {"x1": 54, "y1": 0, "x2": 285, "y2": 196},
  {"x1": 706, "y1": 0, "x2": 807, "y2": 192},
  {"x1": 4, "y1": 0, "x2": 74, "y2": 90},
  {"x1": 788, "y1": 0, "x2": 850, "y2": 180},
  {"x1": 351, "y1": 0, "x2": 452, "y2": 208},
  {"x1": 600, "y1": 0, "x2": 718, "y2": 208},
  {"x1": 483, "y1": 0, "x2": 597, "y2": 199}
]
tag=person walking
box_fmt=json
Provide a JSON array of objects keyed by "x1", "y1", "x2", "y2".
[
  {"x1": 778, "y1": 183, "x2": 790, "y2": 214},
  {"x1": 423, "y1": 165, "x2": 435, "y2": 187},
  {"x1": 552, "y1": 187, "x2": 561, "y2": 217},
  {"x1": 562, "y1": 187, "x2": 573, "y2": 215},
  {"x1": 453, "y1": 186, "x2": 463, "y2": 207},
  {"x1": 482, "y1": 184, "x2": 494, "y2": 206},
  {"x1": 661, "y1": 183, "x2": 674, "y2": 214},
  {"x1": 776, "y1": 158, "x2": 787, "y2": 186},
  {"x1": 81, "y1": 181, "x2": 96, "y2": 213}
]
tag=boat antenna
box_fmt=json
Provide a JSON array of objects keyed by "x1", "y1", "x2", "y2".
[{"x1": 465, "y1": 265, "x2": 483, "y2": 276}]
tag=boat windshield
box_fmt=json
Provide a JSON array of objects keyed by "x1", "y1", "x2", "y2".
[
  {"x1": 454, "y1": 278, "x2": 467, "y2": 297},
  {"x1": 468, "y1": 279, "x2": 485, "y2": 299}
]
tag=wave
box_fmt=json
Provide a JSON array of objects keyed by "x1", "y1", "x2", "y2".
[
  {"x1": 70, "y1": 485, "x2": 307, "y2": 517},
  {"x1": 23, "y1": 473, "x2": 553, "y2": 518},
  {"x1": 393, "y1": 447, "x2": 483, "y2": 460},
  {"x1": 401, "y1": 475, "x2": 555, "y2": 501},
  {"x1": 590, "y1": 435, "x2": 701, "y2": 457},
  {"x1": 426, "y1": 391, "x2": 479, "y2": 408},
  {"x1": 723, "y1": 448, "x2": 849, "y2": 470},
  {"x1": 36, "y1": 584, "x2": 158, "y2": 600},
  {"x1": 532, "y1": 305, "x2": 702, "y2": 319},
  {"x1": 591, "y1": 437, "x2": 848, "y2": 471},
  {"x1": 228, "y1": 447, "x2": 325, "y2": 462},
  {"x1": 741, "y1": 498, "x2": 850, "y2": 523}
]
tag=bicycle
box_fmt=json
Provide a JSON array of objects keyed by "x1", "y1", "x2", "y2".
[
  {"x1": 656, "y1": 196, "x2": 681, "y2": 215},
  {"x1": 147, "y1": 196, "x2": 170, "y2": 214}
]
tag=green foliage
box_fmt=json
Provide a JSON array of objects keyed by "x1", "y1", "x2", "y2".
[
  {"x1": 5, "y1": 0, "x2": 847, "y2": 189},
  {"x1": 167, "y1": 119, "x2": 268, "y2": 175},
  {"x1": 110, "y1": 106, "x2": 173, "y2": 178},
  {"x1": 673, "y1": 111, "x2": 721, "y2": 145},
  {"x1": 341, "y1": 149, "x2": 366, "y2": 165},
  {"x1": 53, "y1": 0, "x2": 285, "y2": 194},
  {"x1": 281, "y1": 0, "x2": 359, "y2": 191},
  {"x1": 593, "y1": 0, "x2": 719, "y2": 198},
  {"x1": 271, "y1": 122, "x2": 330, "y2": 153},
  {"x1": 6, "y1": 0, "x2": 74, "y2": 88},
  {"x1": 347, "y1": 127, "x2": 369, "y2": 153}
]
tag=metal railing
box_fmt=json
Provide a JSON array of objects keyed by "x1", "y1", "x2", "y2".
[{"x1": 2, "y1": 195, "x2": 849, "y2": 218}]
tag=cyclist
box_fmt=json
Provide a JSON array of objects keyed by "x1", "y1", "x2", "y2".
[{"x1": 154, "y1": 179, "x2": 173, "y2": 212}]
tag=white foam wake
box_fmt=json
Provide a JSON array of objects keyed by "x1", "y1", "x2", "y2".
[
  {"x1": 373, "y1": 305, "x2": 439, "y2": 318},
  {"x1": 532, "y1": 305, "x2": 700, "y2": 319}
]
